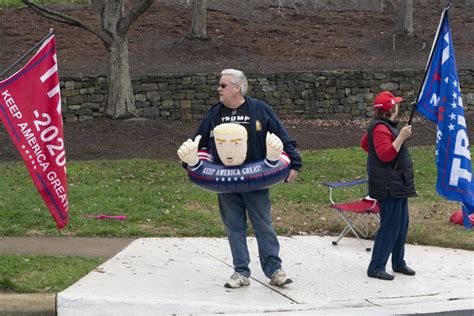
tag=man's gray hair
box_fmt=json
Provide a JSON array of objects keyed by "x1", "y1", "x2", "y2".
[{"x1": 221, "y1": 69, "x2": 248, "y2": 96}]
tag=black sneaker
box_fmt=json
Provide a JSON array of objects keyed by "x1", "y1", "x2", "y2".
[
  {"x1": 367, "y1": 270, "x2": 395, "y2": 281},
  {"x1": 393, "y1": 266, "x2": 416, "y2": 276}
]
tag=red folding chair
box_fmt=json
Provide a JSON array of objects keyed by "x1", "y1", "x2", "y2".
[{"x1": 323, "y1": 179, "x2": 380, "y2": 252}]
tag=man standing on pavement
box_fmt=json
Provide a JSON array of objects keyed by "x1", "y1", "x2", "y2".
[{"x1": 180, "y1": 69, "x2": 302, "y2": 288}]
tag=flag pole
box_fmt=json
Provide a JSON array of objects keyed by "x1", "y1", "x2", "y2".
[
  {"x1": 407, "y1": 1, "x2": 452, "y2": 125},
  {"x1": 0, "y1": 28, "x2": 55, "y2": 80}
]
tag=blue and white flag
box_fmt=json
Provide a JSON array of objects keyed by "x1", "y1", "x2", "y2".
[{"x1": 416, "y1": 10, "x2": 473, "y2": 229}]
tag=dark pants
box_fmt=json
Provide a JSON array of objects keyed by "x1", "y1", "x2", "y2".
[
  {"x1": 368, "y1": 197, "x2": 409, "y2": 273},
  {"x1": 218, "y1": 189, "x2": 282, "y2": 278}
]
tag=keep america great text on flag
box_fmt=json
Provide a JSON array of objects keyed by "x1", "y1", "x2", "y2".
[{"x1": 0, "y1": 34, "x2": 69, "y2": 229}]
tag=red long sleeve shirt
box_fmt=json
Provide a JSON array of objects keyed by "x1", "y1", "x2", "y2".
[{"x1": 360, "y1": 124, "x2": 398, "y2": 162}]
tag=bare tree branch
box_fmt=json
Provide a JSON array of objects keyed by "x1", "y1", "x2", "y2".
[
  {"x1": 22, "y1": 0, "x2": 113, "y2": 46},
  {"x1": 90, "y1": 0, "x2": 116, "y2": 45},
  {"x1": 118, "y1": 0, "x2": 154, "y2": 36}
]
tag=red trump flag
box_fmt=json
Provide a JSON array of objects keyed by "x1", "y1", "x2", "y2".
[{"x1": 0, "y1": 35, "x2": 69, "y2": 229}]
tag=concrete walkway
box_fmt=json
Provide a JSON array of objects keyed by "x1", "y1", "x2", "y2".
[{"x1": 57, "y1": 236, "x2": 474, "y2": 315}]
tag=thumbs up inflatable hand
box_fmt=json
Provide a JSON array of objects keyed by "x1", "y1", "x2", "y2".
[
  {"x1": 266, "y1": 132, "x2": 283, "y2": 161},
  {"x1": 177, "y1": 135, "x2": 202, "y2": 167}
]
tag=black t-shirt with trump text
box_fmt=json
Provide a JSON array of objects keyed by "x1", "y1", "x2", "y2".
[
  {"x1": 214, "y1": 101, "x2": 250, "y2": 135},
  {"x1": 212, "y1": 102, "x2": 252, "y2": 161}
]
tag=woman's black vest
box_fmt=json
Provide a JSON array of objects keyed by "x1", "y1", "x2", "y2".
[{"x1": 367, "y1": 119, "x2": 417, "y2": 199}]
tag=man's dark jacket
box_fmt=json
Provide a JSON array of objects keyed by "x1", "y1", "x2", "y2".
[{"x1": 194, "y1": 96, "x2": 302, "y2": 171}]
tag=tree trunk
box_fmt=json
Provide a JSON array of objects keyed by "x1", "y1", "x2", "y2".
[
  {"x1": 105, "y1": 36, "x2": 137, "y2": 119},
  {"x1": 191, "y1": 0, "x2": 207, "y2": 39},
  {"x1": 398, "y1": 0, "x2": 413, "y2": 35},
  {"x1": 97, "y1": 0, "x2": 138, "y2": 119}
]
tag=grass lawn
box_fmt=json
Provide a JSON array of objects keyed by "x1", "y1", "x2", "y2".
[
  {"x1": 0, "y1": 146, "x2": 472, "y2": 293},
  {"x1": 0, "y1": 146, "x2": 471, "y2": 248},
  {"x1": 0, "y1": 254, "x2": 104, "y2": 292}
]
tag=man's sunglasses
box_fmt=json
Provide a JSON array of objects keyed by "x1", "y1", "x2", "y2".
[{"x1": 219, "y1": 83, "x2": 236, "y2": 89}]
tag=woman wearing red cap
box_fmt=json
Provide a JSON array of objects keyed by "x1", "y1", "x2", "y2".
[{"x1": 360, "y1": 91, "x2": 417, "y2": 281}]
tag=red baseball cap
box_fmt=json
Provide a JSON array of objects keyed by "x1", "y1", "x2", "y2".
[{"x1": 374, "y1": 91, "x2": 403, "y2": 112}]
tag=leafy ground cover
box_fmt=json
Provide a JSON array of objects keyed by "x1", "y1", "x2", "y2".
[{"x1": 1, "y1": 1, "x2": 473, "y2": 75}]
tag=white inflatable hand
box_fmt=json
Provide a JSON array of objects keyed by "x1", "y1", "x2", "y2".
[
  {"x1": 177, "y1": 135, "x2": 202, "y2": 166},
  {"x1": 266, "y1": 132, "x2": 283, "y2": 161}
]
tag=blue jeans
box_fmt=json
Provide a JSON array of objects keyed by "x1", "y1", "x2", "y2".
[
  {"x1": 218, "y1": 189, "x2": 282, "y2": 278},
  {"x1": 368, "y1": 197, "x2": 409, "y2": 273}
]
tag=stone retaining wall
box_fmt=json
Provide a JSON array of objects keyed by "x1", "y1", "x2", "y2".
[{"x1": 60, "y1": 69, "x2": 474, "y2": 122}]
